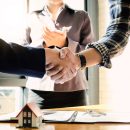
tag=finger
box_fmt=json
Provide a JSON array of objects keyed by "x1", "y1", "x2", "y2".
[
  {"x1": 43, "y1": 32, "x2": 52, "y2": 40},
  {"x1": 49, "y1": 68, "x2": 65, "y2": 81},
  {"x1": 43, "y1": 33, "x2": 57, "y2": 43},
  {"x1": 55, "y1": 72, "x2": 72, "y2": 84},
  {"x1": 60, "y1": 48, "x2": 69, "y2": 59},
  {"x1": 46, "y1": 65, "x2": 63, "y2": 77},
  {"x1": 43, "y1": 27, "x2": 54, "y2": 36},
  {"x1": 55, "y1": 68, "x2": 77, "y2": 84},
  {"x1": 46, "y1": 63, "x2": 55, "y2": 70},
  {"x1": 44, "y1": 26, "x2": 51, "y2": 33},
  {"x1": 45, "y1": 27, "x2": 60, "y2": 37},
  {"x1": 70, "y1": 68, "x2": 77, "y2": 77},
  {"x1": 55, "y1": 77, "x2": 65, "y2": 84}
]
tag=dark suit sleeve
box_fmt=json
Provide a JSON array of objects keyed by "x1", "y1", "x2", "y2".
[{"x1": 0, "y1": 38, "x2": 45, "y2": 78}]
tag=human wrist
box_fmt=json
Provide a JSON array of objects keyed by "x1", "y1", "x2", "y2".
[
  {"x1": 45, "y1": 48, "x2": 51, "y2": 64},
  {"x1": 75, "y1": 54, "x2": 81, "y2": 70},
  {"x1": 76, "y1": 53, "x2": 87, "y2": 70}
]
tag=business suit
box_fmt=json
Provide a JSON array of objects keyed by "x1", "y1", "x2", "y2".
[{"x1": 0, "y1": 38, "x2": 45, "y2": 77}]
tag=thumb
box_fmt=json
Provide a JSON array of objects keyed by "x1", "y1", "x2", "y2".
[{"x1": 60, "y1": 47, "x2": 69, "y2": 59}]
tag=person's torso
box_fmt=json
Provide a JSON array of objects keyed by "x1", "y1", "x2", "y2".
[
  {"x1": 28, "y1": 5, "x2": 90, "y2": 46},
  {"x1": 26, "y1": 6, "x2": 90, "y2": 91}
]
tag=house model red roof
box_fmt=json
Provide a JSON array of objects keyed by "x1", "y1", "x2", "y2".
[{"x1": 16, "y1": 102, "x2": 42, "y2": 117}]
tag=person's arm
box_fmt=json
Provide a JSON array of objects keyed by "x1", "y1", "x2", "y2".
[
  {"x1": 46, "y1": 0, "x2": 130, "y2": 83},
  {"x1": 45, "y1": 47, "x2": 78, "y2": 84},
  {"x1": 0, "y1": 38, "x2": 45, "y2": 77},
  {"x1": 86, "y1": 0, "x2": 130, "y2": 68},
  {"x1": 46, "y1": 47, "x2": 101, "y2": 84},
  {"x1": 0, "y1": 38, "x2": 76, "y2": 80}
]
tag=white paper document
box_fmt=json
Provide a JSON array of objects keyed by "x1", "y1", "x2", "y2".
[
  {"x1": 42, "y1": 110, "x2": 130, "y2": 123},
  {"x1": 1, "y1": 110, "x2": 130, "y2": 123},
  {"x1": 0, "y1": 112, "x2": 17, "y2": 121}
]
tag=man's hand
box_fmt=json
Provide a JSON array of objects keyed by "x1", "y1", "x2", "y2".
[
  {"x1": 43, "y1": 27, "x2": 67, "y2": 48},
  {"x1": 46, "y1": 47, "x2": 81, "y2": 84}
]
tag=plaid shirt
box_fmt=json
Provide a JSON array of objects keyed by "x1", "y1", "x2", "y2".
[{"x1": 87, "y1": 0, "x2": 130, "y2": 68}]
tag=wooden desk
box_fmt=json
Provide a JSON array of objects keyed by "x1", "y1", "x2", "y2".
[
  {"x1": 1, "y1": 122, "x2": 130, "y2": 130},
  {"x1": 1, "y1": 105, "x2": 130, "y2": 130}
]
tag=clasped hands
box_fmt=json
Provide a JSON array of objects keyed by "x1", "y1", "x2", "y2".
[
  {"x1": 45, "y1": 47, "x2": 81, "y2": 84},
  {"x1": 42, "y1": 26, "x2": 79, "y2": 84}
]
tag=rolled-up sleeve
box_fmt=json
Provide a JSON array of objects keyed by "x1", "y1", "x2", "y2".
[{"x1": 86, "y1": 0, "x2": 130, "y2": 68}]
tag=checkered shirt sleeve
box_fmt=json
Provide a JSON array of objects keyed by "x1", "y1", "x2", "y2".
[{"x1": 86, "y1": 0, "x2": 130, "y2": 68}]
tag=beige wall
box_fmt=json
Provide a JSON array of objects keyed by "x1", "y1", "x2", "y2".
[
  {"x1": 98, "y1": 0, "x2": 130, "y2": 112},
  {"x1": 98, "y1": 0, "x2": 109, "y2": 105},
  {"x1": 28, "y1": 0, "x2": 84, "y2": 12}
]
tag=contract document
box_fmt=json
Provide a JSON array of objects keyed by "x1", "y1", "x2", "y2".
[{"x1": 42, "y1": 110, "x2": 130, "y2": 123}]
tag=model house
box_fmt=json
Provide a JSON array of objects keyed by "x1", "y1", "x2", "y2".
[{"x1": 16, "y1": 102, "x2": 42, "y2": 128}]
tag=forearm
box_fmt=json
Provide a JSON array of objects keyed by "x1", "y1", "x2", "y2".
[
  {"x1": 78, "y1": 48, "x2": 102, "y2": 68},
  {"x1": 45, "y1": 47, "x2": 60, "y2": 65},
  {"x1": 0, "y1": 39, "x2": 45, "y2": 77},
  {"x1": 86, "y1": 0, "x2": 130, "y2": 68}
]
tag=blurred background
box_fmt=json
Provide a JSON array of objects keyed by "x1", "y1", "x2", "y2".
[{"x1": 0, "y1": 0, "x2": 130, "y2": 115}]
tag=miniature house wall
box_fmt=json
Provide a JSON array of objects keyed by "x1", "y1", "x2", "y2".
[{"x1": 16, "y1": 102, "x2": 42, "y2": 128}]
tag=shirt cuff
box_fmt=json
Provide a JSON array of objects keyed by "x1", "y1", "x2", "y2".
[{"x1": 86, "y1": 42, "x2": 112, "y2": 68}]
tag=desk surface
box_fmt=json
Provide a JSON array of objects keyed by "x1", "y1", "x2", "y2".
[
  {"x1": 1, "y1": 105, "x2": 130, "y2": 130},
  {"x1": 1, "y1": 122, "x2": 130, "y2": 130}
]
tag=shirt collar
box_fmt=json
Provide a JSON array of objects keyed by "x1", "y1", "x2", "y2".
[{"x1": 42, "y1": 4, "x2": 65, "y2": 19}]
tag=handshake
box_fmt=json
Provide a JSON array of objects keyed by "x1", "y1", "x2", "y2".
[{"x1": 45, "y1": 47, "x2": 81, "y2": 84}]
